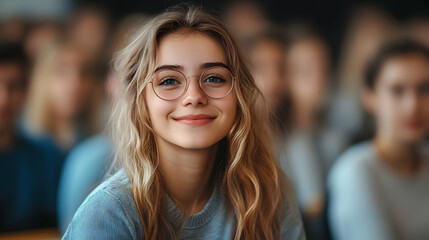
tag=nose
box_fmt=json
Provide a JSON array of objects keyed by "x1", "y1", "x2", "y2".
[{"x1": 181, "y1": 76, "x2": 207, "y2": 107}]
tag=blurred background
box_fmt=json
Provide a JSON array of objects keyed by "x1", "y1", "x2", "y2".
[{"x1": 0, "y1": 0, "x2": 428, "y2": 239}]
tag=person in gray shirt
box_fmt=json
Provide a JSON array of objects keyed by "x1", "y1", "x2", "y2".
[{"x1": 328, "y1": 39, "x2": 429, "y2": 240}]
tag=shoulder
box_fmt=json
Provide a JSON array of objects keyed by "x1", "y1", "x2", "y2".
[
  {"x1": 329, "y1": 141, "x2": 377, "y2": 182},
  {"x1": 327, "y1": 141, "x2": 384, "y2": 203},
  {"x1": 281, "y1": 189, "x2": 306, "y2": 240},
  {"x1": 63, "y1": 134, "x2": 113, "y2": 176},
  {"x1": 63, "y1": 170, "x2": 143, "y2": 240},
  {"x1": 68, "y1": 134, "x2": 113, "y2": 159}
]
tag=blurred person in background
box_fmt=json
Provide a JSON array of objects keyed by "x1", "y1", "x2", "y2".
[
  {"x1": 24, "y1": 20, "x2": 63, "y2": 62},
  {"x1": 57, "y1": 14, "x2": 149, "y2": 234},
  {"x1": 0, "y1": 41, "x2": 59, "y2": 232},
  {"x1": 23, "y1": 39, "x2": 103, "y2": 156},
  {"x1": 328, "y1": 39, "x2": 429, "y2": 240},
  {"x1": 0, "y1": 18, "x2": 27, "y2": 44},
  {"x1": 246, "y1": 29, "x2": 289, "y2": 144},
  {"x1": 329, "y1": 6, "x2": 396, "y2": 143},
  {"x1": 405, "y1": 16, "x2": 429, "y2": 47},
  {"x1": 280, "y1": 25, "x2": 348, "y2": 240},
  {"x1": 67, "y1": 4, "x2": 110, "y2": 63},
  {"x1": 222, "y1": 0, "x2": 269, "y2": 44}
]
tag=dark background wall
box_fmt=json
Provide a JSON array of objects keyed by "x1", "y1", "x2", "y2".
[{"x1": 71, "y1": 0, "x2": 429, "y2": 66}]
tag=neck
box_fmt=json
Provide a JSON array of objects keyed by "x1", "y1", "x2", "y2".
[
  {"x1": 292, "y1": 105, "x2": 319, "y2": 131},
  {"x1": 50, "y1": 115, "x2": 79, "y2": 150},
  {"x1": 374, "y1": 132, "x2": 421, "y2": 177},
  {"x1": 0, "y1": 128, "x2": 16, "y2": 152},
  {"x1": 157, "y1": 138, "x2": 218, "y2": 215}
]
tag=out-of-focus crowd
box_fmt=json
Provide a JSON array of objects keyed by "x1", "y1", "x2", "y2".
[{"x1": 0, "y1": 1, "x2": 428, "y2": 239}]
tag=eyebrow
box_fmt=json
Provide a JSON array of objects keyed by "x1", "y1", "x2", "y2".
[
  {"x1": 154, "y1": 62, "x2": 230, "y2": 72},
  {"x1": 200, "y1": 62, "x2": 230, "y2": 70}
]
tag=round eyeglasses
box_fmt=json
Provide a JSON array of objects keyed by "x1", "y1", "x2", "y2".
[{"x1": 149, "y1": 66, "x2": 235, "y2": 101}]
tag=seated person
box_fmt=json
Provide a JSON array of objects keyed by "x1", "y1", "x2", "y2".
[
  {"x1": 0, "y1": 41, "x2": 60, "y2": 232},
  {"x1": 328, "y1": 39, "x2": 429, "y2": 240}
]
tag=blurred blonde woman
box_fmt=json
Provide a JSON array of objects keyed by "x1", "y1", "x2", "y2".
[
  {"x1": 63, "y1": 6, "x2": 305, "y2": 240},
  {"x1": 24, "y1": 39, "x2": 103, "y2": 153}
]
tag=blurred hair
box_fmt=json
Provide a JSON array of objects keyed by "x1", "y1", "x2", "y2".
[
  {"x1": 283, "y1": 22, "x2": 325, "y2": 49},
  {"x1": 244, "y1": 29, "x2": 290, "y2": 134},
  {"x1": 337, "y1": 6, "x2": 395, "y2": 88},
  {"x1": 24, "y1": 39, "x2": 102, "y2": 137},
  {"x1": 364, "y1": 38, "x2": 429, "y2": 89},
  {"x1": 111, "y1": 5, "x2": 288, "y2": 240},
  {"x1": 0, "y1": 40, "x2": 28, "y2": 86},
  {"x1": 244, "y1": 28, "x2": 287, "y2": 53}
]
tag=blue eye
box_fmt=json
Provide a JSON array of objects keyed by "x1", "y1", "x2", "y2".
[
  {"x1": 160, "y1": 78, "x2": 179, "y2": 86},
  {"x1": 204, "y1": 76, "x2": 225, "y2": 83}
]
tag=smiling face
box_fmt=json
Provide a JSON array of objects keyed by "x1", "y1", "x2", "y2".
[
  {"x1": 371, "y1": 53, "x2": 429, "y2": 144},
  {"x1": 145, "y1": 31, "x2": 237, "y2": 150}
]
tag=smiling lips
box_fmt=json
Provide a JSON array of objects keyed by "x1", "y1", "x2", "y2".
[{"x1": 174, "y1": 114, "x2": 216, "y2": 126}]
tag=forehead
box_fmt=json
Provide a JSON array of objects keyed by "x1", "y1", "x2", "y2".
[
  {"x1": 155, "y1": 31, "x2": 227, "y2": 70},
  {"x1": 251, "y1": 40, "x2": 284, "y2": 60},
  {"x1": 378, "y1": 53, "x2": 429, "y2": 86}
]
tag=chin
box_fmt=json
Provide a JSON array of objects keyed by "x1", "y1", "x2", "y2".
[
  {"x1": 399, "y1": 130, "x2": 428, "y2": 144},
  {"x1": 178, "y1": 138, "x2": 220, "y2": 150},
  {"x1": 173, "y1": 131, "x2": 226, "y2": 149}
]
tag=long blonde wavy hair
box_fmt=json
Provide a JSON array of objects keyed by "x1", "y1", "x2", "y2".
[{"x1": 111, "y1": 5, "x2": 288, "y2": 240}]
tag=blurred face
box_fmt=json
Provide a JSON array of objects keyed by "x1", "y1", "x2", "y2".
[
  {"x1": 0, "y1": 63, "x2": 25, "y2": 132},
  {"x1": 25, "y1": 24, "x2": 60, "y2": 59},
  {"x1": 251, "y1": 40, "x2": 286, "y2": 110},
  {"x1": 49, "y1": 47, "x2": 96, "y2": 120},
  {"x1": 224, "y1": 3, "x2": 267, "y2": 40},
  {"x1": 287, "y1": 38, "x2": 329, "y2": 110},
  {"x1": 145, "y1": 32, "x2": 237, "y2": 150},
  {"x1": 372, "y1": 53, "x2": 429, "y2": 143},
  {"x1": 70, "y1": 10, "x2": 108, "y2": 59}
]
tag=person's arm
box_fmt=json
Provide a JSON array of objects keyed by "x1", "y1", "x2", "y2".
[
  {"x1": 62, "y1": 188, "x2": 141, "y2": 240},
  {"x1": 328, "y1": 158, "x2": 396, "y2": 240}
]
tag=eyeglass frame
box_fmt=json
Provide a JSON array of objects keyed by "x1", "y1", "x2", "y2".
[{"x1": 148, "y1": 66, "x2": 235, "y2": 101}]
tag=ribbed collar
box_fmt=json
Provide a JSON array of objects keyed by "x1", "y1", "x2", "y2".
[{"x1": 167, "y1": 186, "x2": 222, "y2": 229}]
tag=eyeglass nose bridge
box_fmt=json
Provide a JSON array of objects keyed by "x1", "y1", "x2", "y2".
[
  {"x1": 181, "y1": 74, "x2": 206, "y2": 98},
  {"x1": 185, "y1": 75, "x2": 201, "y2": 79}
]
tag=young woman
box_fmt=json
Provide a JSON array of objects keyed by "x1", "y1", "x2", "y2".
[
  {"x1": 328, "y1": 39, "x2": 429, "y2": 239},
  {"x1": 24, "y1": 39, "x2": 103, "y2": 152},
  {"x1": 62, "y1": 6, "x2": 304, "y2": 240},
  {"x1": 281, "y1": 27, "x2": 347, "y2": 240}
]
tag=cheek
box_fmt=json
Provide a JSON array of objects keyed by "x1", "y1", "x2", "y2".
[
  {"x1": 421, "y1": 98, "x2": 429, "y2": 129},
  {"x1": 49, "y1": 78, "x2": 65, "y2": 105},
  {"x1": 377, "y1": 94, "x2": 403, "y2": 125},
  {"x1": 220, "y1": 94, "x2": 237, "y2": 129},
  {"x1": 421, "y1": 97, "x2": 429, "y2": 116},
  {"x1": 145, "y1": 89, "x2": 174, "y2": 131}
]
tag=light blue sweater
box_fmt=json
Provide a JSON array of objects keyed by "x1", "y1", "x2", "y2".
[
  {"x1": 328, "y1": 141, "x2": 429, "y2": 240},
  {"x1": 57, "y1": 134, "x2": 114, "y2": 233},
  {"x1": 63, "y1": 169, "x2": 305, "y2": 239}
]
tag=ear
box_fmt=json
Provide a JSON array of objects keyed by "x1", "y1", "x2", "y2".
[{"x1": 361, "y1": 87, "x2": 376, "y2": 115}]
